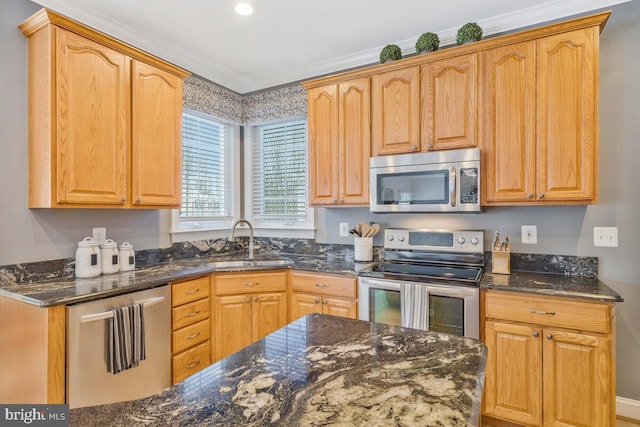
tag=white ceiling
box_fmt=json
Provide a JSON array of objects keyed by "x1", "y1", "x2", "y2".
[{"x1": 30, "y1": 0, "x2": 629, "y2": 94}]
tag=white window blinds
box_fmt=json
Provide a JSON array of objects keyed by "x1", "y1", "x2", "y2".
[
  {"x1": 180, "y1": 111, "x2": 233, "y2": 220},
  {"x1": 251, "y1": 120, "x2": 308, "y2": 222}
]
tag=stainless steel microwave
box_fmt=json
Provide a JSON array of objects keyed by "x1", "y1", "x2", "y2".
[{"x1": 370, "y1": 148, "x2": 481, "y2": 213}]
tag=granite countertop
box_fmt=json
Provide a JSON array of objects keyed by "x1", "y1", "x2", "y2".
[
  {"x1": 0, "y1": 251, "x2": 622, "y2": 307},
  {"x1": 70, "y1": 313, "x2": 487, "y2": 427}
]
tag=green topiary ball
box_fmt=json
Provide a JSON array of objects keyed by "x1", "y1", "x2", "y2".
[
  {"x1": 456, "y1": 22, "x2": 483, "y2": 45},
  {"x1": 379, "y1": 44, "x2": 402, "y2": 63},
  {"x1": 415, "y1": 32, "x2": 440, "y2": 53}
]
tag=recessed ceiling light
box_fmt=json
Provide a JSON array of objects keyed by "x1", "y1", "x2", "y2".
[{"x1": 234, "y1": 3, "x2": 254, "y2": 16}]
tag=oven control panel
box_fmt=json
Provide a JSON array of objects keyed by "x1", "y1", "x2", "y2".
[{"x1": 384, "y1": 228, "x2": 484, "y2": 254}]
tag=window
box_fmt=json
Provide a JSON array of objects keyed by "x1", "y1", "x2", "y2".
[
  {"x1": 247, "y1": 119, "x2": 314, "y2": 236},
  {"x1": 171, "y1": 109, "x2": 239, "y2": 240}
]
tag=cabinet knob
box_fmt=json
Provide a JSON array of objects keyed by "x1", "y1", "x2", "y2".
[
  {"x1": 527, "y1": 193, "x2": 533, "y2": 199},
  {"x1": 415, "y1": 144, "x2": 420, "y2": 151},
  {"x1": 538, "y1": 193, "x2": 545, "y2": 199},
  {"x1": 136, "y1": 197, "x2": 142, "y2": 203},
  {"x1": 314, "y1": 298, "x2": 320, "y2": 304},
  {"x1": 121, "y1": 196, "x2": 126, "y2": 202},
  {"x1": 245, "y1": 296, "x2": 250, "y2": 303},
  {"x1": 254, "y1": 296, "x2": 258, "y2": 302},
  {"x1": 533, "y1": 331, "x2": 539, "y2": 338},
  {"x1": 322, "y1": 299, "x2": 327, "y2": 305},
  {"x1": 546, "y1": 334, "x2": 553, "y2": 340}
]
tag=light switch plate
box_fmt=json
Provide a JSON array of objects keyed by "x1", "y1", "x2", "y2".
[
  {"x1": 521, "y1": 225, "x2": 537, "y2": 244},
  {"x1": 594, "y1": 227, "x2": 618, "y2": 247},
  {"x1": 92, "y1": 227, "x2": 106, "y2": 243},
  {"x1": 339, "y1": 222, "x2": 349, "y2": 237}
]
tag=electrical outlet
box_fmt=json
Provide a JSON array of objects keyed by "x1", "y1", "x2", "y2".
[
  {"x1": 521, "y1": 225, "x2": 537, "y2": 244},
  {"x1": 339, "y1": 222, "x2": 350, "y2": 237},
  {"x1": 92, "y1": 227, "x2": 106, "y2": 243},
  {"x1": 594, "y1": 227, "x2": 618, "y2": 247}
]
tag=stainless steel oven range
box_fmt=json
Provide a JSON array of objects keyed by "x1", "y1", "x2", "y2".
[{"x1": 358, "y1": 228, "x2": 484, "y2": 339}]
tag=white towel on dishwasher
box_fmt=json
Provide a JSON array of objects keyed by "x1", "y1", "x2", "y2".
[
  {"x1": 401, "y1": 282, "x2": 428, "y2": 330},
  {"x1": 108, "y1": 303, "x2": 146, "y2": 374}
]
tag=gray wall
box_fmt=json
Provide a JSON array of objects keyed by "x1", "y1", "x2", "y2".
[
  {"x1": 0, "y1": 0, "x2": 171, "y2": 264},
  {"x1": 316, "y1": 3, "x2": 640, "y2": 400},
  {"x1": 1, "y1": 0, "x2": 639, "y2": 400}
]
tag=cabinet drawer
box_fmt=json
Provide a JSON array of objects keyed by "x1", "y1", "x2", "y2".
[
  {"x1": 172, "y1": 298, "x2": 210, "y2": 330},
  {"x1": 172, "y1": 319, "x2": 210, "y2": 354},
  {"x1": 291, "y1": 271, "x2": 356, "y2": 298},
  {"x1": 171, "y1": 276, "x2": 210, "y2": 307},
  {"x1": 172, "y1": 340, "x2": 210, "y2": 384},
  {"x1": 214, "y1": 271, "x2": 287, "y2": 295},
  {"x1": 484, "y1": 291, "x2": 612, "y2": 334}
]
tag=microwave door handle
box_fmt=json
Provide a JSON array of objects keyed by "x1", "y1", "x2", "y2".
[{"x1": 449, "y1": 166, "x2": 457, "y2": 207}]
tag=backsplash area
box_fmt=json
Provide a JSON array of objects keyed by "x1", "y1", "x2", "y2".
[{"x1": 0, "y1": 238, "x2": 597, "y2": 287}]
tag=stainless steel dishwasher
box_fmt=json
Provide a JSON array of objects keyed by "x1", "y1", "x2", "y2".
[{"x1": 66, "y1": 285, "x2": 171, "y2": 408}]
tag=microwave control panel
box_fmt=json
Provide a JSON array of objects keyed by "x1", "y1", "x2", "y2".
[{"x1": 459, "y1": 168, "x2": 479, "y2": 204}]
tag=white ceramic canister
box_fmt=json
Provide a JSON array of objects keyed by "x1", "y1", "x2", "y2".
[
  {"x1": 118, "y1": 242, "x2": 135, "y2": 272},
  {"x1": 100, "y1": 239, "x2": 120, "y2": 274},
  {"x1": 75, "y1": 237, "x2": 102, "y2": 278}
]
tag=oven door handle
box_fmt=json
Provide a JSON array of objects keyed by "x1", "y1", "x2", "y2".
[{"x1": 449, "y1": 166, "x2": 457, "y2": 207}]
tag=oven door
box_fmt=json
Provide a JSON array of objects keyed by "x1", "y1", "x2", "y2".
[
  {"x1": 358, "y1": 278, "x2": 402, "y2": 327},
  {"x1": 424, "y1": 283, "x2": 479, "y2": 339}
]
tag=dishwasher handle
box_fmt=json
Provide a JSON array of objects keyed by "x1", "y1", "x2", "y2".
[{"x1": 80, "y1": 296, "x2": 166, "y2": 323}]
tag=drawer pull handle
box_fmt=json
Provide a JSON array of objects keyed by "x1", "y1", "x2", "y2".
[
  {"x1": 184, "y1": 310, "x2": 201, "y2": 317},
  {"x1": 244, "y1": 281, "x2": 260, "y2": 287},
  {"x1": 315, "y1": 283, "x2": 329, "y2": 288},
  {"x1": 529, "y1": 308, "x2": 556, "y2": 316},
  {"x1": 186, "y1": 332, "x2": 201, "y2": 340},
  {"x1": 186, "y1": 360, "x2": 201, "y2": 369},
  {"x1": 185, "y1": 288, "x2": 200, "y2": 295}
]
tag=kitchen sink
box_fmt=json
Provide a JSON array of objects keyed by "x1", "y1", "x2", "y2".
[{"x1": 207, "y1": 258, "x2": 294, "y2": 270}]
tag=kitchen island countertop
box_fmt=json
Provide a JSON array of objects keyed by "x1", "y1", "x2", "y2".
[{"x1": 70, "y1": 313, "x2": 487, "y2": 427}]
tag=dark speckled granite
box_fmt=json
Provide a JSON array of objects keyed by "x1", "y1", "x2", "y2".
[
  {"x1": 70, "y1": 314, "x2": 487, "y2": 427},
  {"x1": 486, "y1": 252, "x2": 598, "y2": 278}
]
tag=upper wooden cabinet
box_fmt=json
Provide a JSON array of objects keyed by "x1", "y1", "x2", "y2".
[
  {"x1": 20, "y1": 9, "x2": 189, "y2": 209},
  {"x1": 481, "y1": 28, "x2": 599, "y2": 205},
  {"x1": 421, "y1": 53, "x2": 478, "y2": 151},
  {"x1": 371, "y1": 67, "x2": 420, "y2": 156},
  {"x1": 307, "y1": 78, "x2": 370, "y2": 206}
]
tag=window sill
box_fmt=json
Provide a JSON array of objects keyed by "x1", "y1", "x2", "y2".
[{"x1": 170, "y1": 228, "x2": 230, "y2": 243}]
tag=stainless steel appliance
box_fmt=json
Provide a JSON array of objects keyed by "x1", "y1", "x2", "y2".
[
  {"x1": 369, "y1": 148, "x2": 480, "y2": 213},
  {"x1": 66, "y1": 286, "x2": 171, "y2": 408},
  {"x1": 358, "y1": 228, "x2": 484, "y2": 338}
]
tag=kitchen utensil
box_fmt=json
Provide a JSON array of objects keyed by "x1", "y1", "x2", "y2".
[
  {"x1": 358, "y1": 222, "x2": 371, "y2": 238},
  {"x1": 367, "y1": 223, "x2": 381, "y2": 237}
]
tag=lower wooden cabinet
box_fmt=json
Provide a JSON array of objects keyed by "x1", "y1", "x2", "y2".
[
  {"x1": 482, "y1": 290, "x2": 615, "y2": 426},
  {"x1": 212, "y1": 271, "x2": 288, "y2": 362},
  {"x1": 170, "y1": 276, "x2": 211, "y2": 384},
  {"x1": 289, "y1": 271, "x2": 357, "y2": 321}
]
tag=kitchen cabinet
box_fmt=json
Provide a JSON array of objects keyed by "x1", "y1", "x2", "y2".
[
  {"x1": 482, "y1": 290, "x2": 615, "y2": 426},
  {"x1": 371, "y1": 67, "x2": 420, "y2": 156},
  {"x1": 307, "y1": 78, "x2": 370, "y2": 205},
  {"x1": 289, "y1": 271, "x2": 357, "y2": 321},
  {"x1": 212, "y1": 271, "x2": 288, "y2": 361},
  {"x1": 421, "y1": 53, "x2": 478, "y2": 151},
  {"x1": 171, "y1": 276, "x2": 211, "y2": 384},
  {"x1": 20, "y1": 9, "x2": 188, "y2": 209},
  {"x1": 481, "y1": 27, "x2": 599, "y2": 205}
]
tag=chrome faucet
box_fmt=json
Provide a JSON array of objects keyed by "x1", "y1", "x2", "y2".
[{"x1": 229, "y1": 219, "x2": 255, "y2": 260}]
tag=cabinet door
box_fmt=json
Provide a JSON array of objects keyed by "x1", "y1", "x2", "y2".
[
  {"x1": 290, "y1": 293, "x2": 321, "y2": 322},
  {"x1": 543, "y1": 329, "x2": 613, "y2": 427},
  {"x1": 481, "y1": 42, "x2": 537, "y2": 204},
  {"x1": 536, "y1": 28, "x2": 597, "y2": 202},
  {"x1": 308, "y1": 85, "x2": 339, "y2": 205},
  {"x1": 322, "y1": 297, "x2": 357, "y2": 319},
  {"x1": 422, "y1": 53, "x2": 478, "y2": 151},
  {"x1": 131, "y1": 60, "x2": 183, "y2": 207},
  {"x1": 55, "y1": 28, "x2": 128, "y2": 205},
  {"x1": 339, "y1": 78, "x2": 370, "y2": 205},
  {"x1": 252, "y1": 293, "x2": 287, "y2": 342},
  {"x1": 484, "y1": 320, "x2": 542, "y2": 426},
  {"x1": 371, "y1": 67, "x2": 420, "y2": 156},
  {"x1": 214, "y1": 295, "x2": 252, "y2": 361}
]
